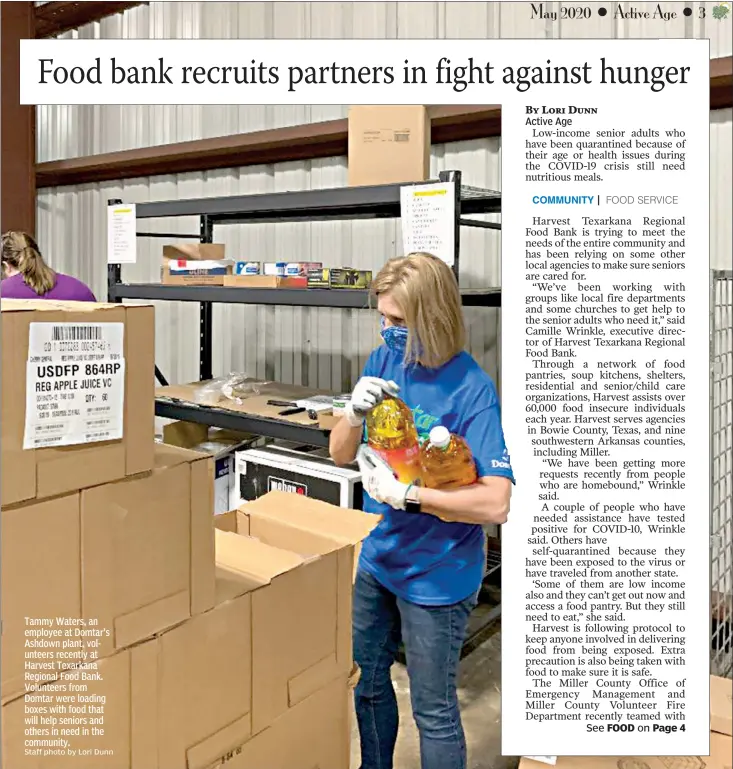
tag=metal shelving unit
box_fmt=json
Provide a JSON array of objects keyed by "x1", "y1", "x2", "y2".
[
  {"x1": 109, "y1": 169, "x2": 502, "y2": 387},
  {"x1": 109, "y1": 169, "x2": 503, "y2": 656}
]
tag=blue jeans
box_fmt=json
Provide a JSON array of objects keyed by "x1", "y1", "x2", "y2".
[{"x1": 353, "y1": 569, "x2": 477, "y2": 769}]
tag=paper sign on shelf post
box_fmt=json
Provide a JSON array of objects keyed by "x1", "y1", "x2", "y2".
[
  {"x1": 400, "y1": 182, "x2": 456, "y2": 267},
  {"x1": 107, "y1": 203, "x2": 137, "y2": 264}
]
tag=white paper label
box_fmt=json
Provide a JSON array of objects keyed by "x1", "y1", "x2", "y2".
[
  {"x1": 295, "y1": 395, "x2": 334, "y2": 412},
  {"x1": 107, "y1": 203, "x2": 137, "y2": 264},
  {"x1": 23, "y1": 322, "x2": 126, "y2": 449},
  {"x1": 400, "y1": 182, "x2": 456, "y2": 267},
  {"x1": 523, "y1": 758, "x2": 557, "y2": 766}
]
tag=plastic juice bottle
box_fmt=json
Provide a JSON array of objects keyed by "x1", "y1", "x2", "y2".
[
  {"x1": 365, "y1": 396, "x2": 422, "y2": 486},
  {"x1": 421, "y1": 425, "x2": 477, "y2": 489}
]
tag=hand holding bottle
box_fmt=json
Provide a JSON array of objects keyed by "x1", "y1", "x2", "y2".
[{"x1": 345, "y1": 377, "x2": 400, "y2": 427}]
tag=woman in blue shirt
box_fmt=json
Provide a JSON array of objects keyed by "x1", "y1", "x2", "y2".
[{"x1": 330, "y1": 252, "x2": 514, "y2": 769}]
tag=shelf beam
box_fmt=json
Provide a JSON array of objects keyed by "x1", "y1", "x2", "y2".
[
  {"x1": 133, "y1": 180, "x2": 500, "y2": 223},
  {"x1": 155, "y1": 399, "x2": 330, "y2": 447},
  {"x1": 109, "y1": 283, "x2": 502, "y2": 308}
]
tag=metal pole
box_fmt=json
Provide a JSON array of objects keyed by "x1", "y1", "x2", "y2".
[
  {"x1": 106, "y1": 199, "x2": 122, "y2": 303},
  {"x1": 439, "y1": 169, "x2": 462, "y2": 281},
  {"x1": 108, "y1": 198, "x2": 168, "y2": 387},
  {"x1": 199, "y1": 215, "x2": 214, "y2": 382}
]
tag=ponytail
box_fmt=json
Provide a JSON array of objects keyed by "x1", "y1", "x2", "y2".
[{"x1": 1, "y1": 231, "x2": 56, "y2": 296}]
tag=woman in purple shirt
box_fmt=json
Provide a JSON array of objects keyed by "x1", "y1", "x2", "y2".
[{"x1": 1, "y1": 231, "x2": 95, "y2": 301}]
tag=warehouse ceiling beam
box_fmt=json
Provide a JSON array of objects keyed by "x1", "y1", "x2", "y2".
[
  {"x1": 36, "y1": 56, "x2": 732, "y2": 189},
  {"x1": 1, "y1": 1, "x2": 35, "y2": 233},
  {"x1": 710, "y1": 55, "x2": 732, "y2": 110},
  {"x1": 34, "y1": 105, "x2": 498, "y2": 188},
  {"x1": 34, "y1": 1, "x2": 146, "y2": 38}
]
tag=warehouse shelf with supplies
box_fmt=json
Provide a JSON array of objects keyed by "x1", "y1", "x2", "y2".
[
  {"x1": 108, "y1": 169, "x2": 503, "y2": 385},
  {"x1": 155, "y1": 397, "x2": 331, "y2": 447}
]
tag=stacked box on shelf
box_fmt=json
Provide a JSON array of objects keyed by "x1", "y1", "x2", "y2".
[{"x1": 1, "y1": 491, "x2": 377, "y2": 768}]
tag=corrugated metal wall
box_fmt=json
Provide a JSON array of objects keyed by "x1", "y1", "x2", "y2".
[{"x1": 35, "y1": 2, "x2": 732, "y2": 391}]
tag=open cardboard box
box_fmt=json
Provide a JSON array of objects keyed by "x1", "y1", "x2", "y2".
[
  {"x1": 77, "y1": 491, "x2": 377, "y2": 769},
  {"x1": 1, "y1": 444, "x2": 215, "y2": 703},
  {"x1": 519, "y1": 675, "x2": 733, "y2": 769},
  {"x1": 213, "y1": 492, "x2": 377, "y2": 735},
  {"x1": 0, "y1": 300, "x2": 154, "y2": 508}
]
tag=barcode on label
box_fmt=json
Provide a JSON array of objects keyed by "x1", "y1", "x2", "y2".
[{"x1": 51, "y1": 326, "x2": 102, "y2": 341}]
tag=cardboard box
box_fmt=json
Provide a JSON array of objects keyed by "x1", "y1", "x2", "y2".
[
  {"x1": 348, "y1": 105, "x2": 430, "y2": 186},
  {"x1": 711, "y1": 674, "x2": 733, "y2": 737},
  {"x1": 1, "y1": 642, "x2": 353, "y2": 769},
  {"x1": 161, "y1": 261, "x2": 233, "y2": 286},
  {"x1": 519, "y1": 676, "x2": 733, "y2": 769},
  {"x1": 223, "y1": 275, "x2": 307, "y2": 289},
  {"x1": 162, "y1": 243, "x2": 226, "y2": 261},
  {"x1": 518, "y1": 733, "x2": 732, "y2": 769},
  {"x1": 225, "y1": 673, "x2": 352, "y2": 769},
  {"x1": 1, "y1": 640, "x2": 156, "y2": 769},
  {"x1": 307, "y1": 267, "x2": 372, "y2": 289},
  {"x1": 161, "y1": 421, "x2": 256, "y2": 514},
  {"x1": 0, "y1": 444, "x2": 215, "y2": 703},
  {"x1": 1, "y1": 300, "x2": 155, "y2": 508},
  {"x1": 214, "y1": 491, "x2": 377, "y2": 734},
  {"x1": 82, "y1": 444, "x2": 215, "y2": 656},
  {"x1": 235, "y1": 445, "x2": 362, "y2": 509}
]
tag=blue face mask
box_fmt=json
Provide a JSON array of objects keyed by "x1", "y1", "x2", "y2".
[{"x1": 380, "y1": 317, "x2": 410, "y2": 358}]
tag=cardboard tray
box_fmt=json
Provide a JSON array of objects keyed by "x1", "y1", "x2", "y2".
[{"x1": 156, "y1": 382, "x2": 336, "y2": 430}]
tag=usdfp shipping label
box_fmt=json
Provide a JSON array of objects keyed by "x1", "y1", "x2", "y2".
[{"x1": 23, "y1": 322, "x2": 125, "y2": 449}]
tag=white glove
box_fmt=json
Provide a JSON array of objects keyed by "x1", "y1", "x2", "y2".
[
  {"x1": 345, "y1": 377, "x2": 400, "y2": 428},
  {"x1": 356, "y1": 446, "x2": 410, "y2": 510}
]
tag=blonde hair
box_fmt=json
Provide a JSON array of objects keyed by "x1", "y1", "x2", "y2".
[
  {"x1": 2, "y1": 231, "x2": 56, "y2": 295},
  {"x1": 372, "y1": 252, "x2": 466, "y2": 369}
]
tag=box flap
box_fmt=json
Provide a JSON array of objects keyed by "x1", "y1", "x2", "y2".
[
  {"x1": 215, "y1": 528, "x2": 305, "y2": 585},
  {"x1": 241, "y1": 491, "x2": 379, "y2": 546},
  {"x1": 711, "y1": 674, "x2": 733, "y2": 736},
  {"x1": 154, "y1": 441, "x2": 209, "y2": 471},
  {"x1": 0, "y1": 298, "x2": 140, "y2": 312}
]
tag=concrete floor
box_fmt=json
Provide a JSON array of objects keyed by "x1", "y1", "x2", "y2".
[{"x1": 349, "y1": 624, "x2": 520, "y2": 769}]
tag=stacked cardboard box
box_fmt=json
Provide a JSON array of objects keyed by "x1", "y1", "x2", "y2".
[
  {"x1": 519, "y1": 675, "x2": 733, "y2": 769},
  {"x1": 1, "y1": 298, "x2": 376, "y2": 768},
  {"x1": 348, "y1": 105, "x2": 431, "y2": 186}
]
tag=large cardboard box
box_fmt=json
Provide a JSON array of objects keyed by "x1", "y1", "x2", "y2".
[
  {"x1": 123, "y1": 492, "x2": 374, "y2": 768},
  {"x1": 1, "y1": 300, "x2": 154, "y2": 508},
  {"x1": 711, "y1": 674, "x2": 732, "y2": 737},
  {"x1": 519, "y1": 734, "x2": 732, "y2": 769},
  {"x1": 214, "y1": 492, "x2": 376, "y2": 735},
  {"x1": 1, "y1": 644, "x2": 353, "y2": 769},
  {"x1": 0, "y1": 444, "x2": 215, "y2": 703},
  {"x1": 227, "y1": 673, "x2": 352, "y2": 769},
  {"x1": 348, "y1": 105, "x2": 430, "y2": 187},
  {"x1": 1, "y1": 640, "x2": 156, "y2": 769},
  {"x1": 519, "y1": 675, "x2": 733, "y2": 769}
]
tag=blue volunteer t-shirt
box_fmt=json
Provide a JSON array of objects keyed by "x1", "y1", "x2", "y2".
[{"x1": 358, "y1": 345, "x2": 515, "y2": 606}]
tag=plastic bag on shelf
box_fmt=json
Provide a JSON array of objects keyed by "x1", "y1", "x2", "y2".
[{"x1": 192, "y1": 374, "x2": 275, "y2": 406}]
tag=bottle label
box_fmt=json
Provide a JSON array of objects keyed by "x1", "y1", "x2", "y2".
[{"x1": 371, "y1": 443, "x2": 422, "y2": 485}]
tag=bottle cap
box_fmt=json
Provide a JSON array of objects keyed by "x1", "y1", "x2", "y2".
[{"x1": 429, "y1": 425, "x2": 451, "y2": 449}]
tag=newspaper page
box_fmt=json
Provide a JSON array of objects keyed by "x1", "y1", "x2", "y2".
[{"x1": 9, "y1": 6, "x2": 727, "y2": 768}]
